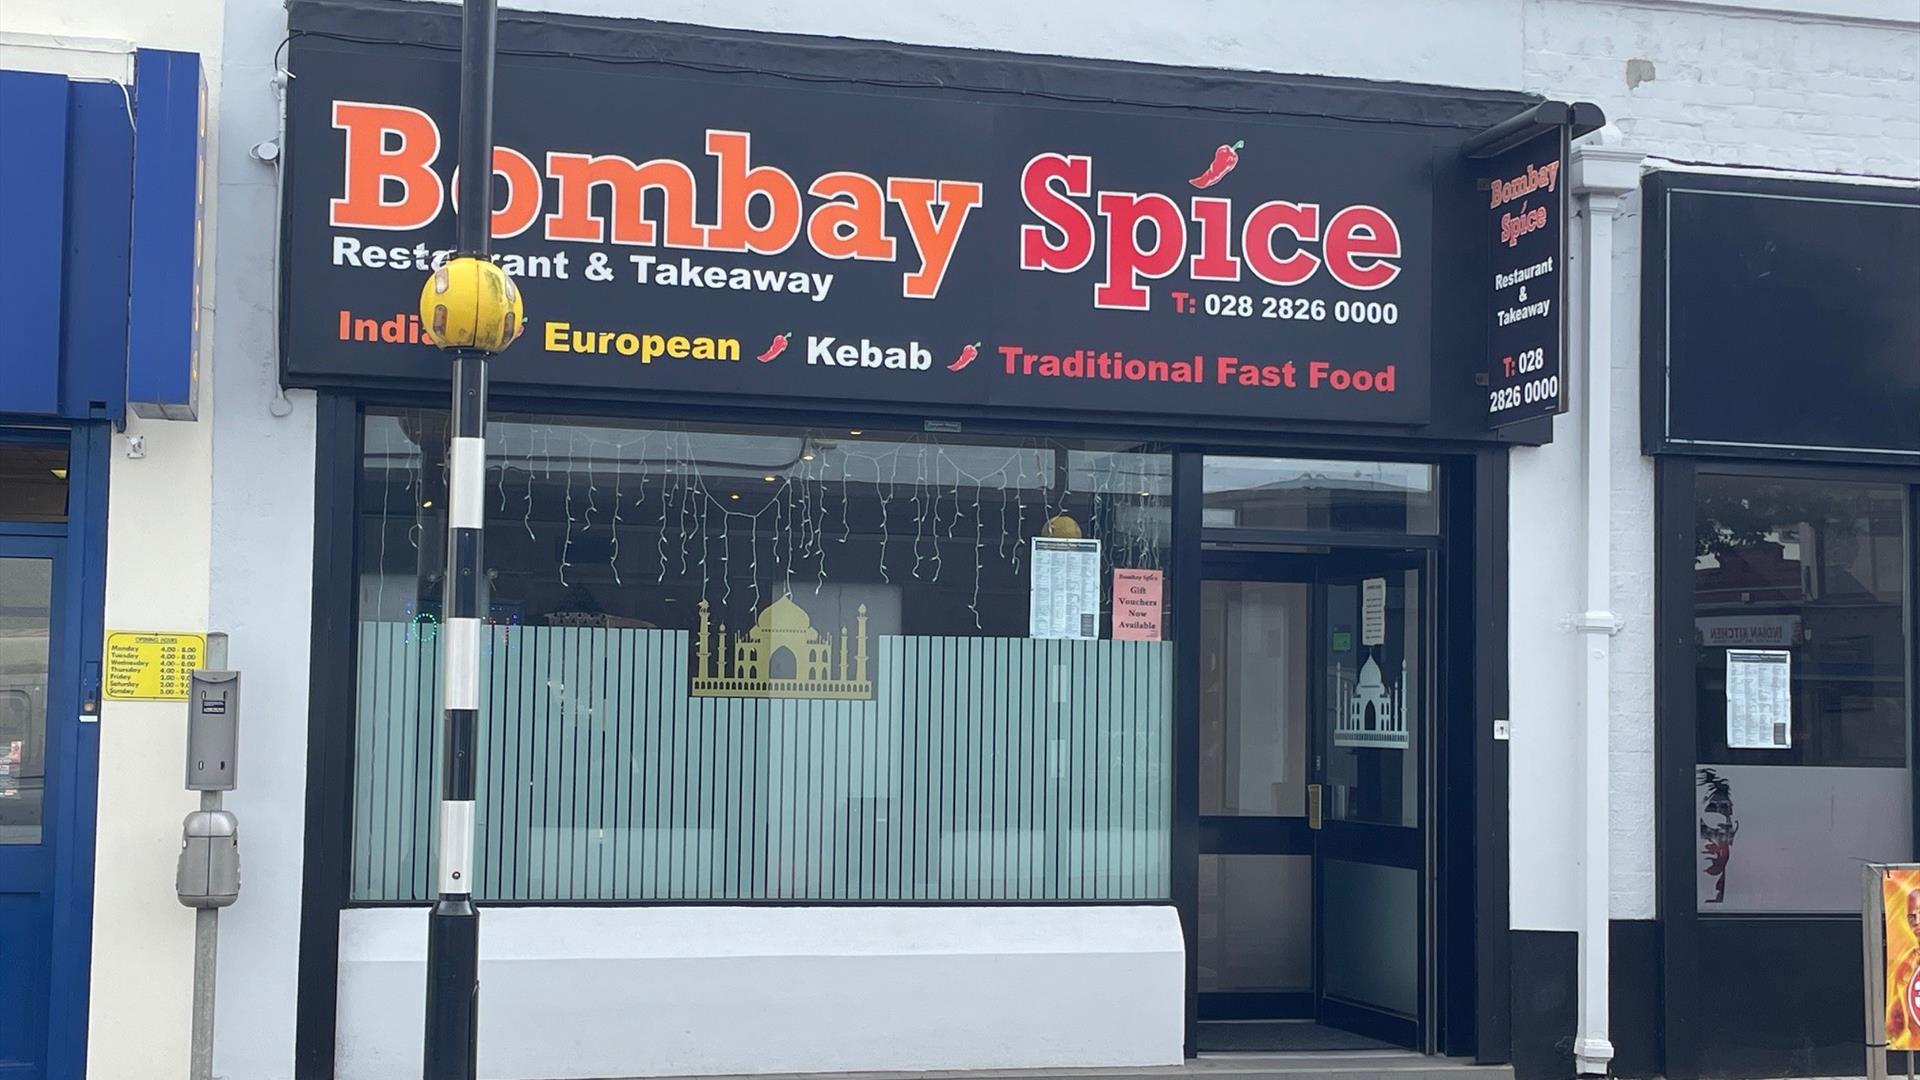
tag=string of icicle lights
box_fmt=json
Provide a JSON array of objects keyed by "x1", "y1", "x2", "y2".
[{"x1": 372, "y1": 417, "x2": 1171, "y2": 633}]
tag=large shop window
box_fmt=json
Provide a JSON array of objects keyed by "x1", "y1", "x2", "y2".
[
  {"x1": 1692, "y1": 474, "x2": 1910, "y2": 913},
  {"x1": 351, "y1": 409, "x2": 1174, "y2": 903}
]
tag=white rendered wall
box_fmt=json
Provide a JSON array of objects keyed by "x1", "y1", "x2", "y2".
[
  {"x1": 205, "y1": 0, "x2": 319, "y2": 1073},
  {"x1": 0, "y1": 6, "x2": 227, "y2": 1080},
  {"x1": 335, "y1": 906, "x2": 1185, "y2": 1079}
]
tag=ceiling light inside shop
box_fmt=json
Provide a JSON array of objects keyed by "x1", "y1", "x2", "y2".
[
  {"x1": 848, "y1": 429, "x2": 862, "y2": 436},
  {"x1": 421, "y1": 500, "x2": 434, "y2": 509},
  {"x1": 50, "y1": 468, "x2": 67, "y2": 480},
  {"x1": 802, "y1": 451, "x2": 816, "y2": 461},
  {"x1": 729, "y1": 493, "x2": 741, "y2": 501},
  {"x1": 764, "y1": 474, "x2": 777, "y2": 482}
]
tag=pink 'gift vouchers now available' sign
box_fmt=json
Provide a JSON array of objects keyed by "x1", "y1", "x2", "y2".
[{"x1": 1112, "y1": 569, "x2": 1164, "y2": 641}]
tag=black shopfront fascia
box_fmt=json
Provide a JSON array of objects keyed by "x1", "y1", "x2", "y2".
[
  {"x1": 286, "y1": 4, "x2": 1532, "y2": 1076},
  {"x1": 1645, "y1": 171, "x2": 1920, "y2": 1079}
]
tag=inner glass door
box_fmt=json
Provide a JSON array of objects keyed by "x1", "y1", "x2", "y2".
[{"x1": 1313, "y1": 556, "x2": 1425, "y2": 1048}]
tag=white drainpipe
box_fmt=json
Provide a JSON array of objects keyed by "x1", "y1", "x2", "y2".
[{"x1": 1569, "y1": 125, "x2": 1642, "y2": 1077}]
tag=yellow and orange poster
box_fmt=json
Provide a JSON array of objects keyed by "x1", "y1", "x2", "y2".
[{"x1": 1884, "y1": 868, "x2": 1920, "y2": 1049}]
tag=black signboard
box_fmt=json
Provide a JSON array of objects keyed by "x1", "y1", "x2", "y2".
[
  {"x1": 1646, "y1": 171, "x2": 1920, "y2": 460},
  {"x1": 277, "y1": 24, "x2": 1478, "y2": 428},
  {"x1": 1482, "y1": 129, "x2": 1568, "y2": 427}
]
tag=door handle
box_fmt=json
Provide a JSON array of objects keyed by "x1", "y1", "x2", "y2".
[{"x1": 1307, "y1": 783, "x2": 1322, "y2": 830}]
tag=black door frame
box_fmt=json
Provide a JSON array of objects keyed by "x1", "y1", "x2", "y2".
[
  {"x1": 1172, "y1": 450, "x2": 1505, "y2": 1062},
  {"x1": 1190, "y1": 545, "x2": 1433, "y2": 1046}
]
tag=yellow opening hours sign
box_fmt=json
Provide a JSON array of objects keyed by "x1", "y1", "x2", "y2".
[{"x1": 105, "y1": 631, "x2": 205, "y2": 702}]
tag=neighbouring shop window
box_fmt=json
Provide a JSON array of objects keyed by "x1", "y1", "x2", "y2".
[
  {"x1": 350, "y1": 409, "x2": 1174, "y2": 902},
  {"x1": 0, "y1": 443, "x2": 68, "y2": 523},
  {"x1": 1693, "y1": 473, "x2": 1909, "y2": 913}
]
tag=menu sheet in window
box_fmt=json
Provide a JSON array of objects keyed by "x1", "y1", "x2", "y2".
[
  {"x1": 1725, "y1": 648, "x2": 1792, "y2": 749},
  {"x1": 1030, "y1": 538, "x2": 1101, "y2": 640}
]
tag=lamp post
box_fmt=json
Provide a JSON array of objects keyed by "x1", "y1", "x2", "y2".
[{"x1": 415, "y1": 0, "x2": 522, "y2": 1075}]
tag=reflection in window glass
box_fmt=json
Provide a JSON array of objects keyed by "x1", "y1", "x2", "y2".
[
  {"x1": 0, "y1": 444, "x2": 69, "y2": 523},
  {"x1": 352, "y1": 410, "x2": 1175, "y2": 902},
  {"x1": 0, "y1": 558, "x2": 53, "y2": 845},
  {"x1": 1693, "y1": 474, "x2": 1909, "y2": 913},
  {"x1": 1199, "y1": 581, "x2": 1308, "y2": 818},
  {"x1": 1203, "y1": 457, "x2": 1438, "y2": 534}
]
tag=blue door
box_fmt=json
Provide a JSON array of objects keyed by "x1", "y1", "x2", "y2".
[{"x1": 0, "y1": 432, "x2": 101, "y2": 1080}]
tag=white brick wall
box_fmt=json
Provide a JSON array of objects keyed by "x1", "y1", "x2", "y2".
[
  {"x1": 1524, "y1": 0, "x2": 1918, "y2": 923},
  {"x1": 1527, "y1": 1, "x2": 1920, "y2": 178}
]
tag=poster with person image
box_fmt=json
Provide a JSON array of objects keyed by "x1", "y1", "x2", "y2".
[{"x1": 1884, "y1": 867, "x2": 1920, "y2": 1050}]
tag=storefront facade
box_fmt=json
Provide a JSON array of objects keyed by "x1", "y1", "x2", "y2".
[
  {"x1": 269, "y1": 0, "x2": 1583, "y2": 1073},
  {"x1": 1646, "y1": 169, "x2": 1920, "y2": 1078},
  {"x1": 0, "y1": 41, "x2": 210, "y2": 1080},
  {"x1": 181, "y1": 3, "x2": 1920, "y2": 1080}
]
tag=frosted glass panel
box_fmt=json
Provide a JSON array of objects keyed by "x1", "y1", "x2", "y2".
[
  {"x1": 1198, "y1": 854, "x2": 1312, "y2": 992},
  {"x1": 1321, "y1": 858, "x2": 1417, "y2": 1016},
  {"x1": 352, "y1": 624, "x2": 1173, "y2": 901},
  {"x1": 1696, "y1": 764, "x2": 1908, "y2": 912}
]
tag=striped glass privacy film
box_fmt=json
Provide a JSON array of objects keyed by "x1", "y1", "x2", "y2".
[
  {"x1": 352, "y1": 624, "x2": 1172, "y2": 901},
  {"x1": 351, "y1": 410, "x2": 1175, "y2": 903}
]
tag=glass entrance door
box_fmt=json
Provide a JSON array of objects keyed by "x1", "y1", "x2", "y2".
[
  {"x1": 1197, "y1": 556, "x2": 1316, "y2": 1023},
  {"x1": 0, "y1": 539, "x2": 62, "y2": 1080},
  {"x1": 1195, "y1": 550, "x2": 1427, "y2": 1051},
  {"x1": 1313, "y1": 556, "x2": 1425, "y2": 1047}
]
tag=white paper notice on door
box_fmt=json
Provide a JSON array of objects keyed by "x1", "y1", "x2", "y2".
[
  {"x1": 1030, "y1": 537, "x2": 1102, "y2": 639},
  {"x1": 1725, "y1": 649, "x2": 1792, "y2": 749},
  {"x1": 1361, "y1": 577, "x2": 1388, "y2": 646}
]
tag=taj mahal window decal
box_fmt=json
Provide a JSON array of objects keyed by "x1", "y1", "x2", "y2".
[
  {"x1": 1333, "y1": 653, "x2": 1409, "y2": 749},
  {"x1": 691, "y1": 593, "x2": 875, "y2": 701}
]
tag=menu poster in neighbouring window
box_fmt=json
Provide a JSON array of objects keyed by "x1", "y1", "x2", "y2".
[
  {"x1": 1726, "y1": 649, "x2": 1792, "y2": 749},
  {"x1": 1031, "y1": 538, "x2": 1102, "y2": 640},
  {"x1": 1112, "y1": 568, "x2": 1164, "y2": 641},
  {"x1": 1361, "y1": 577, "x2": 1388, "y2": 646}
]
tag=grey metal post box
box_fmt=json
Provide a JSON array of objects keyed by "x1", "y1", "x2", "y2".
[
  {"x1": 176, "y1": 810, "x2": 240, "y2": 908},
  {"x1": 186, "y1": 669, "x2": 239, "y2": 791}
]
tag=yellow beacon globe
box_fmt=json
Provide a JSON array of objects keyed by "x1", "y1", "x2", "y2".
[{"x1": 419, "y1": 256, "x2": 525, "y2": 353}]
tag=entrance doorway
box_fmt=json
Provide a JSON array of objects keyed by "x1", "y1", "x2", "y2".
[
  {"x1": 0, "y1": 434, "x2": 97, "y2": 1080},
  {"x1": 1195, "y1": 548, "x2": 1428, "y2": 1052}
]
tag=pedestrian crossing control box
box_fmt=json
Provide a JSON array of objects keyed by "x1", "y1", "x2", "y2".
[
  {"x1": 177, "y1": 810, "x2": 240, "y2": 908},
  {"x1": 186, "y1": 668, "x2": 239, "y2": 791}
]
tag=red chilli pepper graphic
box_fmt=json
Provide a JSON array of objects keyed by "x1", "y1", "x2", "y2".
[
  {"x1": 948, "y1": 341, "x2": 982, "y2": 372},
  {"x1": 756, "y1": 332, "x2": 792, "y2": 363},
  {"x1": 1189, "y1": 140, "x2": 1245, "y2": 189}
]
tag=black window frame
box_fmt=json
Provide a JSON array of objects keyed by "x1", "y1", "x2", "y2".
[{"x1": 1657, "y1": 455, "x2": 1920, "y2": 1079}]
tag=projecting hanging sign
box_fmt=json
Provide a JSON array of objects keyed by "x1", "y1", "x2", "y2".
[
  {"x1": 279, "y1": 29, "x2": 1445, "y2": 426},
  {"x1": 1481, "y1": 127, "x2": 1569, "y2": 427}
]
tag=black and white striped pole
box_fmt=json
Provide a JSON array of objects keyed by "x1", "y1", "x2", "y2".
[{"x1": 416, "y1": 0, "x2": 522, "y2": 1074}]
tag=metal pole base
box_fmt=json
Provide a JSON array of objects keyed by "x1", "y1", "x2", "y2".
[{"x1": 423, "y1": 898, "x2": 479, "y2": 1080}]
